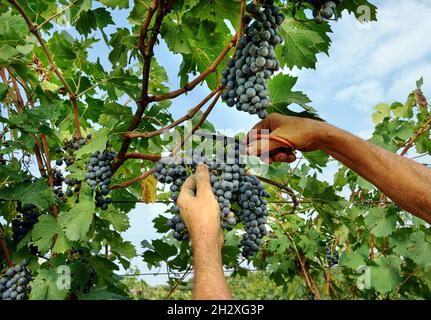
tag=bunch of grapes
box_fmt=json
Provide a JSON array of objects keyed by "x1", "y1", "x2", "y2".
[
  {"x1": 221, "y1": 0, "x2": 285, "y2": 119},
  {"x1": 0, "y1": 260, "x2": 32, "y2": 300},
  {"x1": 154, "y1": 139, "x2": 270, "y2": 257},
  {"x1": 236, "y1": 176, "x2": 270, "y2": 257},
  {"x1": 325, "y1": 244, "x2": 339, "y2": 266},
  {"x1": 86, "y1": 149, "x2": 116, "y2": 210},
  {"x1": 155, "y1": 156, "x2": 190, "y2": 241},
  {"x1": 11, "y1": 203, "x2": 41, "y2": 243},
  {"x1": 54, "y1": 134, "x2": 92, "y2": 167},
  {"x1": 305, "y1": 0, "x2": 342, "y2": 24}
]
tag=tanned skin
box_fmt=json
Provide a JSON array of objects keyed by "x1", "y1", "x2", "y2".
[{"x1": 177, "y1": 113, "x2": 431, "y2": 300}]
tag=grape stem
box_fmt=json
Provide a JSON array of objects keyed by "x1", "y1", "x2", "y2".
[
  {"x1": 124, "y1": 153, "x2": 161, "y2": 162},
  {"x1": 252, "y1": 174, "x2": 298, "y2": 214},
  {"x1": 284, "y1": 228, "x2": 321, "y2": 299},
  {"x1": 166, "y1": 264, "x2": 193, "y2": 299},
  {"x1": 41, "y1": 134, "x2": 59, "y2": 220},
  {"x1": 8, "y1": 0, "x2": 83, "y2": 140}
]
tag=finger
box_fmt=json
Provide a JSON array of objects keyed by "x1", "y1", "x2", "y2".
[
  {"x1": 178, "y1": 175, "x2": 196, "y2": 206},
  {"x1": 246, "y1": 138, "x2": 291, "y2": 156},
  {"x1": 244, "y1": 117, "x2": 273, "y2": 143},
  {"x1": 195, "y1": 164, "x2": 213, "y2": 198},
  {"x1": 271, "y1": 151, "x2": 297, "y2": 163}
]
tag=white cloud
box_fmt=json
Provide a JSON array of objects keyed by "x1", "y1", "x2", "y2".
[
  {"x1": 335, "y1": 80, "x2": 385, "y2": 111},
  {"x1": 295, "y1": 0, "x2": 431, "y2": 134},
  {"x1": 387, "y1": 63, "x2": 431, "y2": 101}
]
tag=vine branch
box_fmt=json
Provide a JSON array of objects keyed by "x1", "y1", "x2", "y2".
[
  {"x1": 0, "y1": 230, "x2": 13, "y2": 267},
  {"x1": 253, "y1": 175, "x2": 298, "y2": 214},
  {"x1": 124, "y1": 86, "x2": 222, "y2": 139},
  {"x1": 113, "y1": 0, "x2": 167, "y2": 172},
  {"x1": 148, "y1": 35, "x2": 238, "y2": 102}
]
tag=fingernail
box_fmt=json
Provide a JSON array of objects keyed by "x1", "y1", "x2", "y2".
[{"x1": 197, "y1": 164, "x2": 207, "y2": 173}]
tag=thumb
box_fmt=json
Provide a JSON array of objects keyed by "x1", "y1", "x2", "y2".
[{"x1": 195, "y1": 164, "x2": 213, "y2": 198}]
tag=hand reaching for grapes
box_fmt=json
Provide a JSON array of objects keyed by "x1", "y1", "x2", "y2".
[
  {"x1": 177, "y1": 164, "x2": 224, "y2": 250},
  {"x1": 246, "y1": 113, "x2": 326, "y2": 163}
]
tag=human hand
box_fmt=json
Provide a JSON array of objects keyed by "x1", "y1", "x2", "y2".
[
  {"x1": 246, "y1": 113, "x2": 326, "y2": 163},
  {"x1": 177, "y1": 164, "x2": 224, "y2": 251}
]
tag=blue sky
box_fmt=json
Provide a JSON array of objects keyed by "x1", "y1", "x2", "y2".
[{"x1": 87, "y1": 0, "x2": 431, "y2": 285}]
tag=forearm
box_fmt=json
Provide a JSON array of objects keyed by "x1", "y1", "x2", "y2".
[
  {"x1": 192, "y1": 240, "x2": 232, "y2": 300},
  {"x1": 318, "y1": 123, "x2": 431, "y2": 223}
]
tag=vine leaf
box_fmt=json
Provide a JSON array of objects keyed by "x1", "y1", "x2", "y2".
[
  {"x1": 140, "y1": 174, "x2": 157, "y2": 204},
  {"x1": 370, "y1": 256, "x2": 402, "y2": 294},
  {"x1": 187, "y1": 0, "x2": 242, "y2": 27},
  {"x1": 75, "y1": 129, "x2": 109, "y2": 158},
  {"x1": 98, "y1": 0, "x2": 129, "y2": 9},
  {"x1": 266, "y1": 73, "x2": 312, "y2": 115},
  {"x1": 0, "y1": 180, "x2": 56, "y2": 210},
  {"x1": 277, "y1": 17, "x2": 326, "y2": 70},
  {"x1": 100, "y1": 207, "x2": 130, "y2": 232},
  {"x1": 31, "y1": 215, "x2": 58, "y2": 254},
  {"x1": 364, "y1": 207, "x2": 397, "y2": 237},
  {"x1": 58, "y1": 184, "x2": 95, "y2": 241},
  {"x1": 29, "y1": 269, "x2": 69, "y2": 300}
]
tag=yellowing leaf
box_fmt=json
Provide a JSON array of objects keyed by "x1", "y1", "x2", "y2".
[
  {"x1": 372, "y1": 103, "x2": 390, "y2": 124},
  {"x1": 140, "y1": 174, "x2": 157, "y2": 204},
  {"x1": 40, "y1": 79, "x2": 60, "y2": 92}
]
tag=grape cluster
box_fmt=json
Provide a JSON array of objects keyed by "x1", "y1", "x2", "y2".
[
  {"x1": 156, "y1": 156, "x2": 191, "y2": 241},
  {"x1": 0, "y1": 260, "x2": 32, "y2": 300},
  {"x1": 237, "y1": 176, "x2": 270, "y2": 257},
  {"x1": 86, "y1": 149, "x2": 116, "y2": 210},
  {"x1": 325, "y1": 244, "x2": 339, "y2": 266},
  {"x1": 154, "y1": 140, "x2": 270, "y2": 257},
  {"x1": 221, "y1": 0, "x2": 285, "y2": 119},
  {"x1": 305, "y1": 0, "x2": 342, "y2": 24},
  {"x1": 12, "y1": 201, "x2": 42, "y2": 244},
  {"x1": 55, "y1": 134, "x2": 92, "y2": 167}
]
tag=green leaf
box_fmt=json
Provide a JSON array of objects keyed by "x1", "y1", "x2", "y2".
[
  {"x1": 0, "y1": 83, "x2": 8, "y2": 100},
  {"x1": 339, "y1": 251, "x2": 366, "y2": 270},
  {"x1": 98, "y1": 0, "x2": 129, "y2": 9},
  {"x1": 364, "y1": 207, "x2": 397, "y2": 237},
  {"x1": 58, "y1": 184, "x2": 95, "y2": 241},
  {"x1": 29, "y1": 269, "x2": 69, "y2": 300},
  {"x1": 0, "y1": 179, "x2": 56, "y2": 210},
  {"x1": 152, "y1": 239, "x2": 177, "y2": 260},
  {"x1": 111, "y1": 240, "x2": 136, "y2": 259},
  {"x1": 75, "y1": 8, "x2": 114, "y2": 36},
  {"x1": 75, "y1": 128, "x2": 109, "y2": 158},
  {"x1": 303, "y1": 150, "x2": 329, "y2": 172},
  {"x1": 153, "y1": 215, "x2": 170, "y2": 233},
  {"x1": 100, "y1": 208, "x2": 130, "y2": 232},
  {"x1": 277, "y1": 17, "x2": 326, "y2": 69},
  {"x1": 370, "y1": 256, "x2": 402, "y2": 294},
  {"x1": 187, "y1": 0, "x2": 242, "y2": 27},
  {"x1": 267, "y1": 73, "x2": 311, "y2": 114},
  {"x1": 81, "y1": 287, "x2": 128, "y2": 300},
  {"x1": 31, "y1": 215, "x2": 58, "y2": 254}
]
